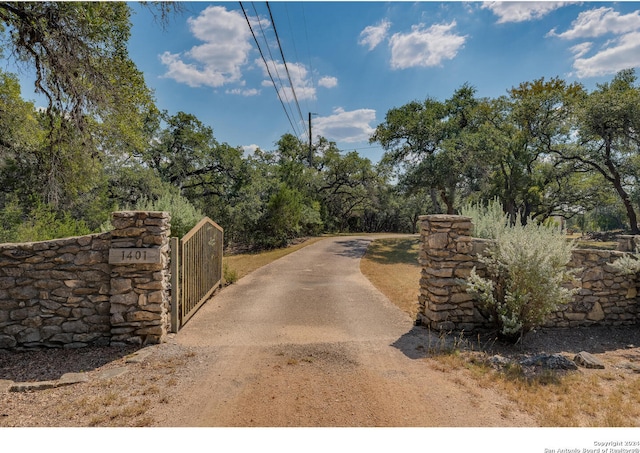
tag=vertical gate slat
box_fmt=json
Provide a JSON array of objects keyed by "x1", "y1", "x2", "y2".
[{"x1": 173, "y1": 217, "x2": 223, "y2": 330}]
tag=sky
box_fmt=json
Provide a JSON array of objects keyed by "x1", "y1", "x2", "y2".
[{"x1": 14, "y1": 1, "x2": 640, "y2": 163}]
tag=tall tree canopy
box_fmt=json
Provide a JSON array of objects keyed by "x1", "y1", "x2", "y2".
[{"x1": 371, "y1": 84, "x2": 480, "y2": 214}]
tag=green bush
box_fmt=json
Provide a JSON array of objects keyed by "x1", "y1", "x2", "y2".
[
  {"x1": 12, "y1": 203, "x2": 91, "y2": 242},
  {"x1": 466, "y1": 211, "x2": 578, "y2": 342},
  {"x1": 459, "y1": 198, "x2": 507, "y2": 239},
  {"x1": 255, "y1": 184, "x2": 304, "y2": 249},
  {"x1": 135, "y1": 191, "x2": 204, "y2": 238},
  {"x1": 223, "y1": 262, "x2": 238, "y2": 285}
]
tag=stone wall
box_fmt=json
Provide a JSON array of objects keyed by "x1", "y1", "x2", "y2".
[
  {"x1": 418, "y1": 214, "x2": 640, "y2": 332},
  {"x1": 550, "y1": 249, "x2": 638, "y2": 328},
  {"x1": 109, "y1": 211, "x2": 172, "y2": 346},
  {"x1": 0, "y1": 211, "x2": 172, "y2": 349},
  {"x1": 0, "y1": 233, "x2": 111, "y2": 349}
]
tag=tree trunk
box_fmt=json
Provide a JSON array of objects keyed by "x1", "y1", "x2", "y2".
[
  {"x1": 614, "y1": 182, "x2": 639, "y2": 234},
  {"x1": 604, "y1": 142, "x2": 639, "y2": 234},
  {"x1": 429, "y1": 188, "x2": 442, "y2": 214}
]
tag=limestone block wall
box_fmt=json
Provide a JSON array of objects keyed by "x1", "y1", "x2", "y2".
[
  {"x1": 549, "y1": 249, "x2": 639, "y2": 328},
  {"x1": 417, "y1": 215, "x2": 479, "y2": 331},
  {"x1": 0, "y1": 211, "x2": 172, "y2": 349},
  {"x1": 109, "y1": 211, "x2": 172, "y2": 346},
  {"x1": 0, "y1": 233, "x2": 111, "y2": 348},
  {"x1": 418, "y1": 214, "x2": 640, "y2": 332}
]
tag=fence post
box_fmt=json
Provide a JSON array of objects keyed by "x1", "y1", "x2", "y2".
[{"x1": 170, "y1": 236, "x2": 180, "y2": 333}]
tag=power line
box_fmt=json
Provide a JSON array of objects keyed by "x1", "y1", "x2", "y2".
[
  {"x1": 266, "y1": 1, "x2": 308, "y2": 144},
  {"x1": 284, "y1": 3, "x2": 314, "y2": 117},
  {"x1": 251, "y1": 2, "x2": 300, "y2": 138},
  {"x1": 239, "y1": 1, "x2": 302, "y2": 138},
  {"x1": 299, "y1": 2, "x2": 317, "y2": 116}
]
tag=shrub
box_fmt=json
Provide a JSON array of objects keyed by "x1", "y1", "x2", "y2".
[
  {"x1": 466, "y1": 212, "x2": 578, "y2": 342},
  {"x1": 8, "y1": 203, "x2": 92, "y2": 242},
  {"x1": 135, "y1": 191, "x2": 203, "y2": 238},
  {"x1": 223, "y1": 262, "x2": 238, "y2": 285},
  {"x1": 255, "y1": 184, "x2": 304, "y2": 249},
  {"x1": 611, "y1": 253, "x2": 640, "y2": 275},
  {"x1": 459, "y1": 198, "x2": 507, "y2": 239}
]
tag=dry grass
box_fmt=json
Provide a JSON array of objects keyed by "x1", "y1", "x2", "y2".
[
  {"x1": 477, "y1": 364, "x2": 640, "y2": 426},
  {"x1": 358, "y1": 235, "x2": 640, "y2": 427},
  {"x1": 359, "y1": 236, "x2": 421, "y2": 319}
]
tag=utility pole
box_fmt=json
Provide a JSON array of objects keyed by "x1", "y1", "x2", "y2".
[{"x1": 308, "y1": 112, "x2": 313, "y2": 167}]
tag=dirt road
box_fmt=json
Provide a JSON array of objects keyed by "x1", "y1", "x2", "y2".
[{"x1": 151, "y1": 236, "x2": 533, "y2": 427}]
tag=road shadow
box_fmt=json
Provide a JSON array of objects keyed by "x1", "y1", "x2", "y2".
[
  {"x1": 0, "y1": 344, "x2": 141, "y2": 382},
  {"x1": 363, "y1": 236, "x2": 421, "y2": 266},
  {"x1": 390, "y1": 325, "x2": 461, "y2": 359},
  {"x1": 392, "y1": 324, "x2": 640, "y2": 360},
  {"x1": 333, "y1": 239, "x2": 371, "y2": 259}
]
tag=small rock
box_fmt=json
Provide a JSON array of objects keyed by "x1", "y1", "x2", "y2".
[
  {"x1": 96, "y1": 367, "x2": 128, "y2": 380},
  {"x1": 574, "y1": 351, "x2": 605, "y2": 369},
  {"x1": 0, "y1": 380, "x2": 13, "y2": 393},
  {"x1": 488, "y1": 355, "x2": 511, "y2": 367},
  {"x1": 619, "y1": 362, "x2": 640, "y2": 373},
  {"x1": 10, "y1": 381, "x2": 57, "y2": 392},
  {"x1": 125, "y1": 348, "x2": 153, "y2": 364},
  {"x1": 58, "y1": 372, "x2": 89, "y2": 386},
  {"x1": 520, "y1": 354, "x2": 578, "y2": 370}
]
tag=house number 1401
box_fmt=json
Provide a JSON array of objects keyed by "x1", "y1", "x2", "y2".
[
  {"x1": 108, "y1": 248, "x2": 161, "y2": 264},
  {"x1": 123, "y1": 250, "x2": 147, "y2": 261}
]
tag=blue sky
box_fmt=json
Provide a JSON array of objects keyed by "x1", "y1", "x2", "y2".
[{"x1": 15, "y1": 2, "x2": 640, "y2": 163}]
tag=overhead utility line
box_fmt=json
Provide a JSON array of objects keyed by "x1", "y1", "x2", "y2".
[
  {"x1": 266, "y1": 1, "x2": 308, "y2": 144},
  {"x1": 250, "y1": 2, "x2": 300, "y2": 138},
  {"x1": 239, "y1": 1, "x2": 302, "y2": 138}
]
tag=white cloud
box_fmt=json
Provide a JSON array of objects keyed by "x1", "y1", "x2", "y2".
[
  {"x1": 259, "y1": 59, "x2": 336, "y2": 101},
  {"x1": 242, "y1": 144, "x2": 260, "y2": 154},
  {"x1": 318, "y1": 76, "x2": 338, "y2": 88},
  {"x1": 482, "y1": 2, "x2": 570, "y2": 24},
  {"x1": 313, "y1": 107, "x2": 376, "y2": 143},
  {"x1": 572, "y1": 31, "x2": 640, "y2": 78},
  {"x1": 548, "y1": 7, "x2": 640, "y2": 39},
  {"x1": 358, "y1": 20, "x2": 391, "y2": 51},
  {"x1": 160, "y1": 6, "x2": 261, "y2": 88},
  {"x1": 545, "y1": 6, "x2": 640, "y2": 78},
  {"x1": 225, "y1": 88, "x2": 260, "y2": 96},
  {"x1": 389, "y1": 21, "x2": 466, "y2": 70},
  {"x1": 569, "y1": 42, "x2": 593, "y2": 59},
  {"x1": 260, "y1": 59, "x2": 314, "y2": 100}
]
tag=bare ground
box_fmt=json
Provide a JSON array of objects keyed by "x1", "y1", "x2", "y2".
[{"x1": 1, "y1": 324, "x2": 639, "y2": 427}]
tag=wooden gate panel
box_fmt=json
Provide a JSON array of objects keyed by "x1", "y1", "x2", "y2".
[{"x1": 171, "y1": 217, "x2": 223, "y2": 332}]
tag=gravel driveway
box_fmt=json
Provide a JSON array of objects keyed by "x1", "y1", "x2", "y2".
[{"x1": 149, "y1": 236, "x2": 532, "y2": 426}]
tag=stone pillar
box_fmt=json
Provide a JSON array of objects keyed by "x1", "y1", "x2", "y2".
[
  {"x1": 109, "y1": 211, "x2": 171, "y2": 346},
  {"x1": 418, "y1": 214, "x2": 478, "y2": 332}
]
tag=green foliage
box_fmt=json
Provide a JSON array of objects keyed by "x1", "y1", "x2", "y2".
[
  {"x1": 135, "y1": 191, "x2": 204, "y2": 238},
  {"x1": 466, "y1": 212, "x2": 578, "y2": 342},
  {"x1": 257, "y1": 184, "x2": 304, "y2": 249},
  {"x1": 223, "y1": 262, "x2": 238, "y2": 285},
  {"x1": 0, "y1": 201, "x2": 92, "y2": 243},
  {"x1": 459, "y1": 198, "x2": 506, "y2": 239},
  {"x1": 300, "y1": 201, "x2": 324, "y2": 236},
  {"x1": 371, "y1": 84, "x2": 481, "y2": 214},
  {"x1": 611, "y1": 253, "x2": 640, "y2": 276}
]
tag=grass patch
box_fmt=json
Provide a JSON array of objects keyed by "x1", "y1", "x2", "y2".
[
  {"x1": 223, "y1": 237, "x2": 326, "y2": 284},
  {"x1": 359, "y1": 236, "x2": 421, "y2": 319}
]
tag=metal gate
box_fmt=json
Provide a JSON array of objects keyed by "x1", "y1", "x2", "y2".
[{"x1": 170, "y1": 217, "x2": 223, "y2": 332}]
